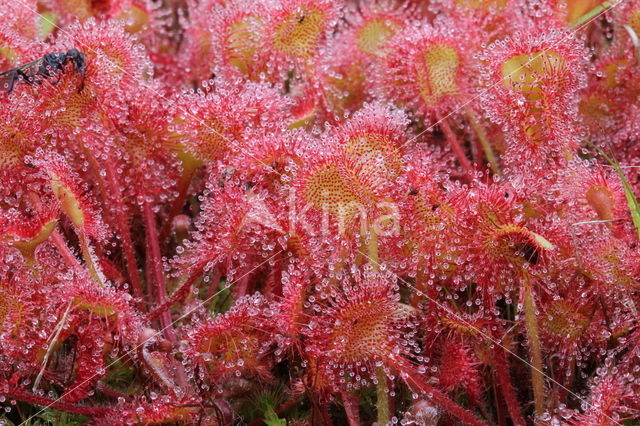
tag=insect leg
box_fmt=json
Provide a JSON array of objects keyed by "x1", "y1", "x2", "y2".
[
  {"x1": 3, "y1": 71, "x2": 18, "y2": 93},
  {"x1": 16, "y1": 69, "x2": 35, "y2": 85}
]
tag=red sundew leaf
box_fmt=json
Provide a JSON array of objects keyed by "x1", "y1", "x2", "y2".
[
  {"x1": 105, "y1": 82, "x2": 181, "y2": 201},
  {"x1": 580, "y1": 48, "x2": 640, "y2": 161},
  {"x1": 259, "y1": 0, "x2": 341, "y2": 78},
  {"x1": 35, "y1": 152, "x2": 108, "y2": 242},
  {"x1": 566, "y1": 370, "x2": 640, "y2": 425},
  {"x1": 39, "y1": 0, "x2": 132, "y2": 26},
  {"x1": 534, "y1": 282, "x2": 618, "y2": 377},
  {"x1": 106, "y1": 0, "x2": 165, "y2": 39},
  {"x1": 315, "y1": 1, "x2": 418, "y2": 117},
  {"x1": 0, "y1": 97, "x2": 47, "y2": 179},
  {"x1": 378, "y1": 17, "x2": 478, "y2": 121},
  {"x1": 174, "y1": 178, "x2": 279, "y2": 282},
  {"x1": 479, "y1": 20, "x2": 588, "y2": 169},
  {"x1": 27, "y1": 22, "x2": 150, "y2": 140},
  {"x1": 397, "y1": 178, "x2": 467, "y2": 280},
  {"x1": 0, "y1": 264, "x2": 60, "y2": 376},
  {"x1": 287, "y1": 80, "x2": 340, "y2": 128},
  {"x1": 457, "y1": 184, "x2": 556, "y2": 295},
  {"x1": 227, "y1": 128, "x2": 305, "y2": 191},
  {"x1": 0, "y1": 280, "x2": 34, "y2": 347},
  {"x1": 38, "y1": 0, "x2": 100, "y2": 24},
  {"x1": 183, "y1": 294, "x2": 275, "y2": 386},
  {"x1": 180, "y1": 0, "x2": 267, "y2": 83},
  {"x1": 549, "y1": 0, "x2": 609, "y2": 25},
  {"x1": 578, "y1": 87, "x2": 624, "y2": 142},
  {"x1": 553, "y1": 162, "x2": 633, "y2": 240},
  {"x1": 576, "y1": 231, "x2": 640, "y2": 289},
  {"x1": 57, "y1": 277, "x2": 143, "y2": 338},
  {"x1": 303, "y1": 270, "x2": 419, "y2": 393},
  {"x1": 171, "y1": 80, "x2": 289, "y2": 166},
  {"x1": 0, "y1": 0, "x2": 43, "y2": 43},
  {"x1": 297, "y1": 156, "x2": 374, "y2": 231},
  {"x1": 610, "y1": 0, "x2": 640, "y2": 49},
  {"x1": 0, "y1": 20, "x2": 45, "y2": 73},
  {"x1": 93, "y1": 397, "x2": 209, "y2": 425},
  {"x1": 294, "y1": 129, "x2": 401, "y2": 241},
  {"x1": 436, "y1": 341, "x2": 483, "y2": 405},
  {"x1": 271, "y1": 267, "x2": 312, "y2": 356},
  {"x1": 54, "y1": 18, "x2": 152, "y2": 103},
  {"x1": 335, "y1": 102, "x2": 410, "y2": 184},
  {"x1": 316, "y1": 39, "x2": 370, "y2": 118},
  {"x1": 541, "y1": 299, "x2": 592, "y2": 341},
  {"x1": 429, "y1": 0, "x2": 527, "y2": 42},
  {"x1": 1, "y1": 203, "x2": 58, "y2": 260},
  {"x1": 342, "y1": 0, "x2": 417, "y2": 59},
  {"x1": 63, "y1": 320, "x2": 109, "y2": 403},
  {"x1": 207, "y1": 136, "x2": 340, "y2": 268}
]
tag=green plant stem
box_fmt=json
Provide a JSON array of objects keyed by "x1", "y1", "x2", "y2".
[
  {"x1": 376, "y1": 367, "x2": 390, "y2": 426},
  {"x1": 571, "y1": 1, "x2": 616, "y2": 28},
  {"x1": 464, "y1": 106, "x2": 501, "y2": 175},
  {"x1": 523, "y1": 277, "x2": 545, "y2": 418}
]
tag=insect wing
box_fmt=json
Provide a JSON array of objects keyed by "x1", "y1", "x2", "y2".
[
  {"x1": 0, "y1": 57, "x2": 45, "y2": 93},
  {"x1": 0, "y1": 69, "x2": 16, "y2": 92},
  {"x1": 14, "y1": 58, "x2": 44, "y2": 80}
]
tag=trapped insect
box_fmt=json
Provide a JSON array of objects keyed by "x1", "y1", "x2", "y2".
[{"x1": 0, "y1": 49, "x2": 86, "y2": 94}]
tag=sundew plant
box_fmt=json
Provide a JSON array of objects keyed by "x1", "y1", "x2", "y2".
[{"x1": 0, "y1": 0, "x2": 639, "y2": 425}]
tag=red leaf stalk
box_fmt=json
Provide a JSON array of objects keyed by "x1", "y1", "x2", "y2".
[
  {"x1": 5, "y1": 387, "x2": 111, "y2": 417},
  {"x1": 439, "y1": 116, "x2": 474, "y2": 182},
  {"x1": 103, "y1": 158, "x2": 145, "y2": 305},
  {"x1": 492, "y1": 342, "x2": 526, "y2": 425},
  {"x1": 143, "y1": 198, "x2": 175, "y2": 343},
  {"x1": 159, "y1": 162, "x2": 198, "y2": 243},
  {"x1": 340, "y1": 390, "x2": 361, "y2": 426},
  {"x1": 146, "y1": 266, "x2": 203, "y2": 322},
  {"x1": 399, "y1": 364, "x2": 487, "y2": 426}
]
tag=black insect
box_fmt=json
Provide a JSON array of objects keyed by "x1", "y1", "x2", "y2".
[{"x1": 0, "y1": 49, "x2": 86, "y2": 94}]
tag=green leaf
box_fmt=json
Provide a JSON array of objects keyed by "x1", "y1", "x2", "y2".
[
  {"x1": 264, "y1": 406, "x2": 286, "y2": 426},
  {"x1": 37, "y1": 12, "x2": 57, "y2": 41},
  {"x1": 593, "y1": 146, "x2": 640, "y2": 240}
]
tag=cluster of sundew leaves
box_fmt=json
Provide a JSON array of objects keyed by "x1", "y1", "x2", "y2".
[{"x1": 0, "y1": 0, "x2": 639, "y2": 424}]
